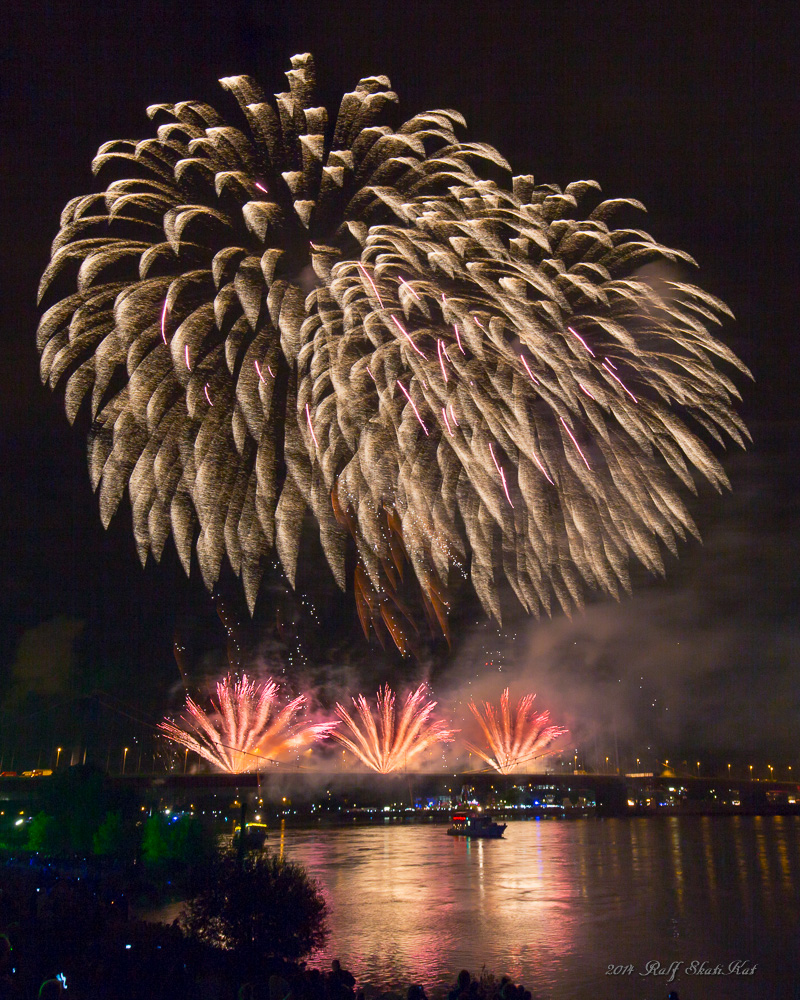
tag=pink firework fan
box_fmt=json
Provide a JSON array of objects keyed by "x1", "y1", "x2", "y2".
[
  {"x1": 466, "y1": 688, "x2": 567, "y2": 774},
  {"x1": 159, "y1": 672, "x2": 337, "y2": 773},
  {"x1": 332, "y1": 683, "x2": 454, "y2": 773}
]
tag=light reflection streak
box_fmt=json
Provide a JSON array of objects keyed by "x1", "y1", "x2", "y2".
[
  {"x1": 753, "y1": 816, "x2": 776, "y2": 921},
  {"x1": 668, "y1": 817, "x2": 685, "y2": 916},
  {"x1": 700, "y1": 816, "x2": 719, "y2": 909}
]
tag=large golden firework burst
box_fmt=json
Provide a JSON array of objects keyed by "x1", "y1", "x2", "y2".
[{"x1": 38, "y1": 54, "x2": 749, "y2": 653}]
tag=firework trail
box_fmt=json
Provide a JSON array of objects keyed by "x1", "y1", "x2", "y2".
[
  {"x1": 466, "y1": 688, "x2": 567, "y2": 774},
  {"x1": 38, "y1": 54, "x2": 750, "y2": 653},
  {"x1": 158, "y1": 673, "x2": 336, "y2": 773},
  {"x1": 332, "y1": 684, "x2": 454, "y2": 773}
]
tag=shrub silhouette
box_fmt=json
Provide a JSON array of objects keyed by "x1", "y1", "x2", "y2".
[{"x1": 180, "y1": 851, "x2": 328, "y2": 971}]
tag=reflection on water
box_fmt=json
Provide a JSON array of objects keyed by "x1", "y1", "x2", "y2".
[{"x1": 275, "y1": 816, "x2": 800, "y2": 1000}]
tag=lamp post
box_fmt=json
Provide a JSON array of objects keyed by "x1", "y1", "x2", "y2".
[
  {"x1": 55, "y1": 747, "x2": 63, "y2": 770},
  {"x1": 183, "y1": 748, "x2": 189, "y2": 774},
  {"x1": 122, "y1": 747, "x2": 129, "y2": 775}
]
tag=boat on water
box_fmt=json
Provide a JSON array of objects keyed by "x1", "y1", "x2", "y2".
[
  {"x1": 232, "y1": 821, "x2": 269, "y2": 848},
  {"x1": 447, "y1": 811, "x2": 507, "y2": 838}
]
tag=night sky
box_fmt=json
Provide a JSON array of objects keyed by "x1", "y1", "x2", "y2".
[{"x1": 1, "y1": 1, "x2": 797, "y2": 766}]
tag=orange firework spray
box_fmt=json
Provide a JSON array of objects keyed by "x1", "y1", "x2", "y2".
[
  {"x1": 466, "y1": 688, "x2": 567, "y2": 774},
  {"x1": 332, "y1": 684, "x2": 454, "y2": 773},
  {"x1": 159, "y1": 673, "x2": 336, "y2": 773}
]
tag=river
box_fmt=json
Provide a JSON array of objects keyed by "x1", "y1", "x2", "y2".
[{"x1": 263, "y1": 815, "x2": 800, "y2": 1000}]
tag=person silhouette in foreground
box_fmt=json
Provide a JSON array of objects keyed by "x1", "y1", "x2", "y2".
[
  {"x1": 328, "y1": 959, "x2": 356, "y2": 1000},
  {"x1": 448, "y1": 970, "x2": 471, "y2": 1000}
]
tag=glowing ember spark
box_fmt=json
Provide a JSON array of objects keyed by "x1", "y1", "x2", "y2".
[
  {"x1": 489, "y1": 443, "x2": 515, "y2": 508},
  {"x1": 520, "y1": 355, "x2": 539, "y2": 383},
  {"x1": 332, "y1": 684, "x2": 454, "y2": 773},
  {"x1": 160, "y1": 300, "x2": 168, "y2": 344},
  {"x1": 602, "y1": 361, "x2": 638, "y2": 403},
  {"x1": 305, "y1": 402, "x2": 319, "y2": 448},
  {"x1": 398, "y1": 276, "x2": 421, "y2": 302},
  {"x1": 454, "y1": 323, "x2": 465, "y2": 354},
  {"x1": 184, "y1": 344, "x2": 190, "y2": 370},
  {"x1": 391, "y1": 314, "x2": 426, "y2": 358},
  {"x1": 466, "y1": 688, "x2": 567, "y2": 774},
  {"x1": 531, "y1": 448, "x2": 555, "y2": 485},
  {"x1": 158, "y1": 673, "x2": 336, "y2": 774},
  {"x1": 254, "y1": 359, "x2": 267, "y2": 383},
  {"x1": 397, "y1": 381, "x2": 428, "y2": 435},
  {"x1": 358, "y1": 262, "x2": 384, "y2": 308},
  {"x1": 255, "y1": 181, "x2": 269, "y2": 194},
  {"x1": 437, "y1": 339, "x2": 449, "y2": 383},
  {"x1": 204, "y1": 384, "x2": 213, "y2": 407},
  {"x1": 568, "y1": 326, "x2": 595, "y2": 357},
  {"x1": 442, "y1": 406, "x2": 454, "y2": 437},
  {"x1": 560, "y1": 416, "x2": 591, "y2": 470}
]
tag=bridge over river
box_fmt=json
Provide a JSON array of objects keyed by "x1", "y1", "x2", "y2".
[{"x1": 3, "y1": 768, "x2": 799, "y2": 821}]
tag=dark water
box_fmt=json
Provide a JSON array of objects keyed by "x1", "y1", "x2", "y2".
[{"x1": 269, "y1": 815, "x2": 800, "y2": 1000}]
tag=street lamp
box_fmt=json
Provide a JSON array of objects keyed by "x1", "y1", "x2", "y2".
[
  {"x1": 122, "y1": 747, "x2": 129, "y2": 774},
  {"x1": 768, "y1": 764, "x2": 774, "y2": 780},
  {"x1": 183, "y1": 748, "x2": 189, "y2": 774},
  {"x1": 55, "y1": 747, "x2": 63, "y2": 770},
  {"x1": 749, "y1": 764, "x2": 753, "y2": 780}
]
